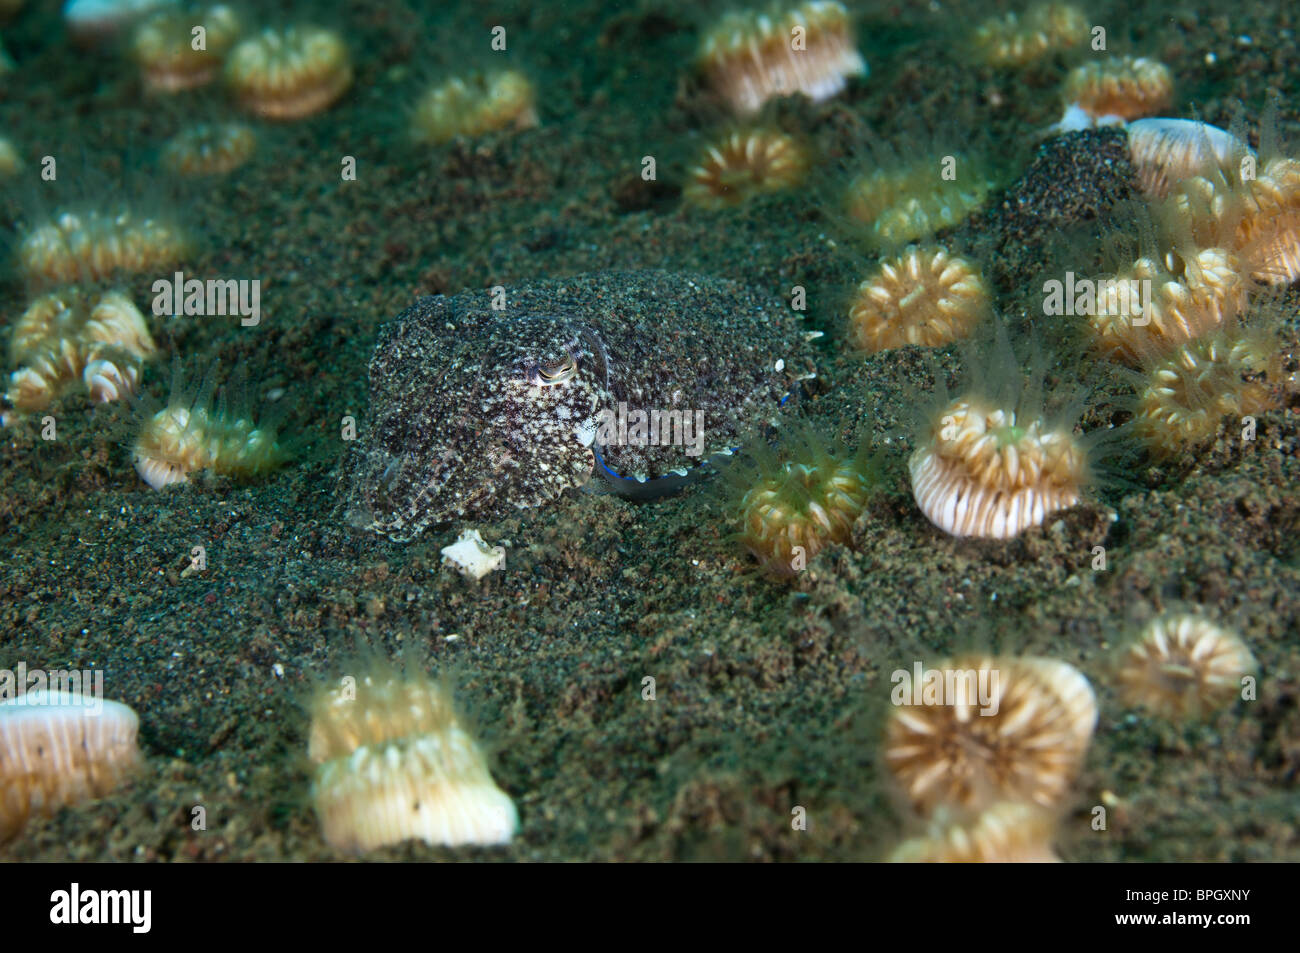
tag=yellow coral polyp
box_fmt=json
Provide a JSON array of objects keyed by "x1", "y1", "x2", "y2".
[
  {"x1": 308, "y1": 670, "x2": 517, "y2": 852},
  {"x1": 847, "y1": 245, "x2": 990, "y2": 353},
  {"x1": 971, "y1": 2, "x2": 1087, "y2": 68},
  {"x1": 1164, "y1": 156, "x2": 1300, "y2": 285},
  {"x1": 1116, "y1": 615, "x2": 1257, "y2": 721},
  {"x1": 732, "y1": 432, "x2": 879, "y2": 580},
  {"x1": 1088, "y1": 249, "x2": 1249, "y2": 363},
  {"x1": 410, "y1": 71, "x2": 538, "y2": 145},
  {"x1": 161, "y1": 122, "x2": 256, "y2": 176},
  {"x1": 887, "y1": 802, "x2": 1061, "y2": 863},
  {"x1": 1235, "y1": 157, "x2": 1300, "y2": 284},
  {"x1": 1061, "y1": 56, "x2": 1173, "y2": 124},
  {"x1": 0, "y1": 692, "x2": 141, "y2": 843},
  {"x1": 5, "y1": 289, "x2": 156, "y2": 412},
  {"x1": 885, "y1": 655, "x2": 1097, "y2": 818},
  {"x1": 19, "y1": 209, "x2": 189, "y2": 288},
  {"x1": 1134, "y1": 330, "x2": 1279, "y2": 460},
  {"x1": 132, "y1": 4, "x2": 242, "y2": 93},
  {"x1": 224, "y1": 26, "x2": 352, "y2": 120},
  {"x1": 1125, "y1": 118, "x2": 1252, "y2": 200},
  {"x1": 684, "y1": 128, "x2": 808, "y2": 209},
  {"x1": 910, "y1": 397, "x2": 1088, "y2": 539}
]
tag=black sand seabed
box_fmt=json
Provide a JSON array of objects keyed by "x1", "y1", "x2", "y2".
[{"x1": 0, "y1": 0, "x2": 1296, "y2": 861}]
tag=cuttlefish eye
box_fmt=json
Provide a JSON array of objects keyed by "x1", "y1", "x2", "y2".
[{"x1": 527, "y1": 348, "x2": 579, "y2": 386}]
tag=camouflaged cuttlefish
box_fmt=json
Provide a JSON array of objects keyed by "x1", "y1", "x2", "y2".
[{"x1": 339, "y1": 270, "x2": 818, "y2": 541}]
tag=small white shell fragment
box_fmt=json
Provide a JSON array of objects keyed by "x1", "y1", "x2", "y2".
[{"x1": 440, "y1": 528, "x2": 506, "y2": 581}]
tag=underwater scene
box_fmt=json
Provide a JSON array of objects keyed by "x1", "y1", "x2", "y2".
[{"x1": 0, "y1": 0, "x2": 1297, "y2": 866}]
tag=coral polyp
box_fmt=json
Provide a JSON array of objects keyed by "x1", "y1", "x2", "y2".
[
  {"x1": 161, "y1": 122, "x2": 256, "y2": 176},
  {"x1": 1116, "y1": 615, "x2": 1257, "y2": 720},
  {"x1": 131, "y1": 367, "x2": 289, "y2": 489},
  {"x1": 885, "y1": 656, "x2": 1097, "y2": 818},
  {"x1": 844, "y1": 153, "x2": 995, "y2": 249},
  {"x1": 0, "y1": 691, "x2": 141, "y2": 842},
  {"x1": 970, "y1": 2, "x2": 1087, "y2": 68},
  {"x1": 1058, "y1": 56, "x2": 1173, "y2": 128},
  {"x1": 224, "y1": 26, "x2": 352, "y2": 119},
  {"x1": 19, "y1": 208, "x2": 189, "y2": 288},
  {"x1": 131, "y1": 3, "x2": 242, "y2": 93},
  {"x1": 1234, "y1": 157, "x2": 1300, "y2": 284},
  {"x1": 1133, "y1": 329, "x2": 1280, "y2": 460},
  {"x1": 847, "y1": 244, "x2": 990, "y2": 354},
  {"x1": 308, "y1": 669, "x2": 517, "y2": 852},
  {"x1": 410, "y1": 70, "x2": 539, "y2": 145},
  {"x1": 695, "y1": 1, "x2": 866, "y2": 115},
  {"x1": 1125, "y1": 118, "x2": 1251, "y2": 200},
  {"x1": 1163, "y1": 154, "x2": 1300, "y2": 285},
  {"x1": 1088, "y1": 248, "x2": 1249, "y2": 363},
  {"x1": 887, "y1": 802, "x2": 1061, "y2": 863},
  {"x1": 683, "y1": 128, "x2": 808, "y2": 209},
  {"x1": 730, "y1": 430, "x2": 879, "y2": 580},
  {"x1": 910, "y1": 397, "x2": 1090, "y2": 539},
  {"x1": 5, "y1": 289, "x2": 157, "y2": 412}
]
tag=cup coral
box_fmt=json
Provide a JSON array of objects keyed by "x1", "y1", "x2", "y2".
[
  {"x1": 847, "y1": 244, "x2": 991, "y2": 354},
  {"x1": 907, "y1": 325, "x2": 1124, "y2": 539},
  {"x1": 695, "y1": 1, "x2": 866, "y2": 115},
  {"x1": 5, "y1": 288, "x2": 157, "y2": 412},
  {"x1": 910, "y1": 395, "x2": 1090, "y2": 539},
  {"x1": 887, "y1": 801, "x2": 1061, "y2": 863},
  {"x1": 885, "y1": 655, "x2": 1097, "y2": 818},
  {"x1": 0, "y1": 691, "x2": 141, "y2": 842},
  {"x1": 131, "y1": 363, "x2": 290, "y2": 489},
  {"x1": 1057, "y1": 56, "x2": 1173, "y2": 130},
  {"x1": 224, "y1": 26, "x2": 352, "y2": 119},
  {"x1": 1087, "y1": 248, "x2": 1250, "y2": 364},
  {"x1": 1132, "y1": 327, "x2": 1280, "y2": 460},
  {"x1": 1230, "y1": 156, "x2": 1300, "y2": 284},
  {"x1": 131, "y1": 3, "x2": 242, "y2": 93},
  {"x1": 727, "y1": 426, "x2": 880, "y2": 580},
  {"x1": 161, "y1": 122, "x2": 256, "y2": 176},
  {"x1": 19, "y1": 207, "x2": 189, "y2": 288},
  {"x1": 683, "y1": 128, "x2": 808, "y2": 209},
  {"x1": 969, "y1": 2, "x2": 1086, "y2": 68},
  {"x1": 1116, "y1": 614, "x2": 1257, "y2": 720},
  {"x1": 410, "y1": 70, "x2": 539, "y2": 145},
  {"x1": 308, "y1": 669, "x2": 517, "y2": 852},
  {"x1": 1161, "y1": 141, "x2": 1300, "y2": 286},
  {"x1": 840, "y1": 132, "x2": 998, "y2": 250},
  {"x1": 1125, "y1": 118, "x2": 1251, "y2": 200}
]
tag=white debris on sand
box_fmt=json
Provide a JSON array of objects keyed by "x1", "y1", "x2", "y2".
[{"x1": 440, "y1": 528, "x2": 506, "y2": 582}]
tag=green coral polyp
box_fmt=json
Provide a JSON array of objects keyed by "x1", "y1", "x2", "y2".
[
  {"x1": 846, "y1": 159, "x2": 994, "y2": 249},
  {"x1": 132, "y1": 396, "x2": 289, "y2": 490}
]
